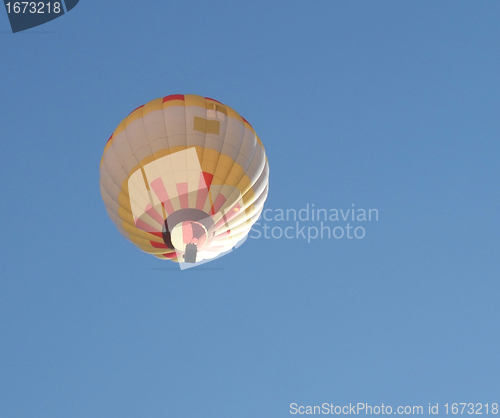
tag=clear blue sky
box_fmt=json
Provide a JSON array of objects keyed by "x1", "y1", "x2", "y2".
[{"x1": 1, "y1": 1, "x2": 499, "y2": 417}]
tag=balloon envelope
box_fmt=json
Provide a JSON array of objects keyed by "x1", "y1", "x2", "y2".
[{"x1": 100, "y1": 94, "x2": 269, "y2": 264}]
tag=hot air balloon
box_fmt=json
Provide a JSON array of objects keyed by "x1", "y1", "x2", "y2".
[{"x1": 100, "y1": 94, "x2": 269, "y2": 265}]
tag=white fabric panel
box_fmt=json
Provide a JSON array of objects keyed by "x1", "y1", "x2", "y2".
[
  {"x1": 102, "y1": 151, "x2": 129, "y2": 197},
  {"x1": 128, "y1": 169, "x2": 152, "y2": 220},
  {"x1": 100, "y1": 183, "x2": 120, "y2": 215},
  {"x1": 245, "y1": 145, "x2": 265, "y2": 181},
  {"x1": 100, "y1": 164, "x2": 120, "y2": 197},
  {"x1": 143, "y1": 109, "x2": 167, "y2": 142},
  {"x1": 238, "y1": 128, "x2": 257, "y2": 155},
  {"x1": 251, "y1": 184, "x2": 269, "y2": 210},
  {"x1": 185, "y1": 105, "x2": 207, "y2": 147},
  {"x1": 102, "y1": 146, "x2": 123, "y2": 181},
  {"x1": 206, "y1": 108, "x2": 228, "y2": 144},
  {"x1": 133, "y1": 144, "x2": 154, "y2": 166},
  {"x1": 224, "y1": 118, "x2": 245, "y2": 149},
  {"x1": 220, "y1": 143, "x2": 239, "y2": 160},
  {"x1": 165, "y1": 133, "x2": 186, "y2": 149},
  {"x1": 155, "y1": 153, "x2": 175, "y2": 177},
  {"x1": 121, "y1": 154, "x2": 140, "y2": 176},
  {"x1": 125, "y1": 118, "x2": 150, "y2": 153},
  {"x1": 204, "y1": 136, "x2": 224, "y2": 153},
  {"x1": 235, "y1": 132, "x2": 258, "y2": 171},
  {"x1": 164, "y1": 107, "x2": 186, "y2": 136},
  {"x1": 111, "y1": 131, "x2": 135, "y2": 165},
  {"x1": 150, "y1": 137, "x2": 170, "y2": 155}
]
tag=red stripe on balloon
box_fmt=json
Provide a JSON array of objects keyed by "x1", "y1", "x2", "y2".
[
  {"x1": 196, "y1": 189, "x2": 208, "y2": 211},
  {"x1": 202, "y1": 172, "x2": 213, "y2": 189},
  {"x1": 163, "y1": 252, "x2": 178, "y2": 259},
  {"x1": 163, "y1": 94, "x2": 185, "y2": 102},
  {"x1": 241, "y1": 116, "x2": 252, "y2": 128},
  {"x1": 151, "y1": 241, "x2": 168, "y2": 249},
  {"x1": 212, "y1": 194, "x2": 226, "y2": 214},
  {"x1": 205, "y1": 97, "x2": 222, "y2": 104},
  {"x1": 177, "y1": 183, "x2": 189, "y2": 208},
  {"x1": 150, "y1": 178, "x2": 175, "y2": 215},
  {"x1": 129, "y1": 104, "x2": 144, "y2": 115},
  {"x1": 162, "y1": 201, "x2": 175, "y2": 216},
  {"x1": 135, "y1": 218, "x2": 160, "y2": 233},
  {"x1": 145, "y1": 206, "x2": 164, "y2": 225}
]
